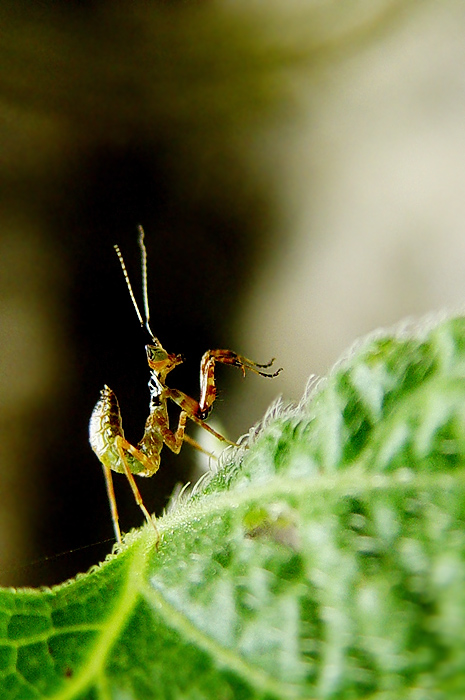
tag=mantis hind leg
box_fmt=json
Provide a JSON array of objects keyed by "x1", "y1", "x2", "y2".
[
  {"x1": 102, "y1": 463, "x2": 122, "y2": 544},
  {"x1": 114, "y1": 436, "x2": 160, "y2": 546}
]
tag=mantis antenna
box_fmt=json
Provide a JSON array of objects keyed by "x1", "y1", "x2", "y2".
[
  {"x1": 113, "y1": 229, "x2": 159, "y2": 344},
  {"x1": 137, "y1": 225, "x2": 156, "y2": 340}
]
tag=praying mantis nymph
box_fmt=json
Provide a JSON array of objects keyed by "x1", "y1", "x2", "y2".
[{"x1": 89, "y1": 226, "x2": 282, "y2": 545}]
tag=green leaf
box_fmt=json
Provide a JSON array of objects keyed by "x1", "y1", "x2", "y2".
[{"x1": 2, "y1": 313, "x2": 465, "y2": 699}]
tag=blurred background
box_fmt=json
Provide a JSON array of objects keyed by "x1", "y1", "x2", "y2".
[{"x1": 1, "y1": 0, "x2": 464, "y2": 586}]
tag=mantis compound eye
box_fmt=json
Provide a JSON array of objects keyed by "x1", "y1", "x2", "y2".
[{"x1": 146, "y1": 345, "x2": 169, "y2": 363}]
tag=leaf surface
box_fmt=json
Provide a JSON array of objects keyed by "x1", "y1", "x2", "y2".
[{"x1": 2, "y1": 315, "x2": 465, "y2": 699}]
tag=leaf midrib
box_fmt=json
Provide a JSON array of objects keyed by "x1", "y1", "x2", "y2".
[
  {"x1": 159, "y1": 467, "x2": 465, "y2": 536},
  {"x1": 51, "y1": 539, "x2": 148, "y2": 700}
]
